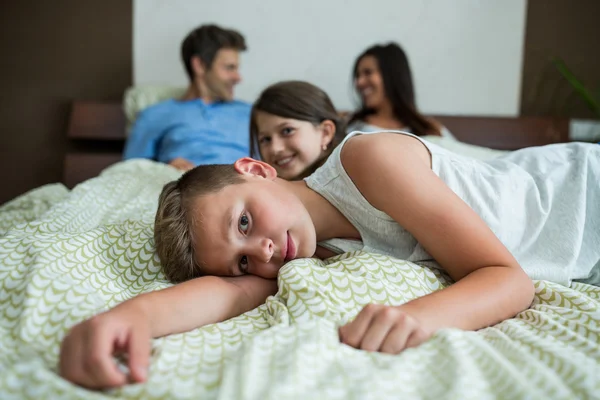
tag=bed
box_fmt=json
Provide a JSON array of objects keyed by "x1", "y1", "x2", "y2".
[{"x1": 1, "y1": 89, "x2": 597, "y2": 399}]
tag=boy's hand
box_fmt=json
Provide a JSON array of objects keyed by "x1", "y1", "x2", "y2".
[
  {"x1": 339, "y1": 304, "x2": 431, "y2": 354},
  {"x1": 59, "y1": 302, "x2": 152, "y2": 389}
]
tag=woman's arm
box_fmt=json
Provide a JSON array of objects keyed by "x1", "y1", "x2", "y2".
[
  {"x1": 60, "y1": 275, "x2": 277, "y2": 389},
  {"x1": 338, "y1": 133, "x2": 534, "y2": 350}
]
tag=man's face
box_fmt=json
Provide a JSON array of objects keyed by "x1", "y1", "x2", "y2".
[{"x1": 203, "y1": 48, "x2": 242, "y2": 101}]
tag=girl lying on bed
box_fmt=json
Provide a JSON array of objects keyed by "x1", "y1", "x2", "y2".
[{"x1": 59, "y1": 87, "x2": 600, "y2": 390}]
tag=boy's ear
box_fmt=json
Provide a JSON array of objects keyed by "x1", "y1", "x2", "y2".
[
  {"x1": 319, "y1": 120, "x2": 336, "y2": 149},
  {"x1": 191, "y1": 55, "x2": 206, "y2": 77},
  {"x1": 234, "y1": 157, "x2": 277, "y2": 179}
]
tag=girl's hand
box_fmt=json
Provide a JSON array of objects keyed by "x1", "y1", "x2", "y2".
[
  {"x1": 339, "y1": 133, "x2": 534, "y2": 332},
  {"x1": 338, "y1": 304, "x2": 432, "y2": 354}
]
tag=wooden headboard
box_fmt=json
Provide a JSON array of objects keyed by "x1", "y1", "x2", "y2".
[
  {"x1": 433, "y1": 115, "x2": 570, "y2": 150},
  {"x1": 63, "y1": 101, "x2": 571, "y2": 188},
  {"x1": 64, "y1": 102, "x2": 127, "y2": 188}
]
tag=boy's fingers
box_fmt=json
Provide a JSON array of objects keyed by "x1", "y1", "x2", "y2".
[
  {"x1": 127, "y1": 325, "x2": 150, "y2": 383},
  {"x1": 59, "y1": 329, "x2": 85, "y2": 384},
  {"x1": 84, "y1": 322, "x2": 127, "y2": 388}
]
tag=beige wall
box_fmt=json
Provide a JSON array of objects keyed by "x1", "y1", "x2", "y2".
[{"x1": 134, "y1": 0, "x2": 528, "y2": 116}]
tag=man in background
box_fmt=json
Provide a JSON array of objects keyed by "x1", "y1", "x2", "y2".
[{"x1": 124, "y1": 24, "x2": 251, "y2": 170}]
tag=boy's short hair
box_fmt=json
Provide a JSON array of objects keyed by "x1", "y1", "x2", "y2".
[
  {"x1": 181, "y1": 24, "x2": 247, "y2": 81},
  {"x1": 154, "y1": 164, "x2": 244, "y2": 283}
]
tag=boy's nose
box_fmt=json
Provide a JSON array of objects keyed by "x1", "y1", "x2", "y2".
[{"x1": 253, "y1": 237, "x2": 274, "y2": 263}]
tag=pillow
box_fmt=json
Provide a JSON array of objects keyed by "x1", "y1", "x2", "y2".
[{"x1": 122, "y1": 85, "x2": 186, "y2": 132}]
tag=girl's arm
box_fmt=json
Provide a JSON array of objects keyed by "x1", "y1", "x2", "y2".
[
  {"x1": 60, "y1": 275, "x2": 277, "y2": 389},
  {"x1": 338, "y1": 133, "x2": 534, "y2": 351}
]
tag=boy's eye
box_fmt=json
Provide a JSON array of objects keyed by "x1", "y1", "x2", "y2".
[
  {"x1": 281, "y1": 127, "x2": 294, "y2": 136},
  {"x1": 239, "y1": 213, "x2": 249, "y2": 233},
  {"x1": 239, "y1": 255, "x2": 249, "y2": 273}
]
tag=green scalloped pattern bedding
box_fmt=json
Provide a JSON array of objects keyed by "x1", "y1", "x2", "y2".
[{"x1": 1, "y1": 160, "x2": 598, "y2": 399}]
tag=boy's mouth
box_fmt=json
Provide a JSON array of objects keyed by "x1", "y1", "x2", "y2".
[{"x1": 284, "y1": 232, "x2": 296, "y2": 262}]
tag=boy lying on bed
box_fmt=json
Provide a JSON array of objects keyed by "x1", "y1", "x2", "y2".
[{"x1": 60, "y1": 120, "x2": 600, "y2": 390}]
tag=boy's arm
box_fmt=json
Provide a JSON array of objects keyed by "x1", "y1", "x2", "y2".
[
  {"x1": 59, "y1": 275, "x2": 277, "y2": 389},
  {"x1": 143, "y1": 275, "x2": 277, "y2": 337}
]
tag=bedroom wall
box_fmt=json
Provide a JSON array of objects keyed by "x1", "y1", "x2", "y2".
[
  {"x1": 133, "y1": 0, "x2": 528, "y2": 116},
  {"x1": 1, "y1": 0, "x2": 598, "y2": 205},
  {"x1": 0, "y1": 1, "x2": 132, "y2": 205}
]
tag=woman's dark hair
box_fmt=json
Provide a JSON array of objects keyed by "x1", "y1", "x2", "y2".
[
  {"x1": 350, "y1": 42, "x2": 439, "y2": 136},
  {"x1": 249, "y1": 81, "x2": 347, "y2": 179},
  {"x1": 181, "y1": 24, "x2": 247, "y2": 81}
]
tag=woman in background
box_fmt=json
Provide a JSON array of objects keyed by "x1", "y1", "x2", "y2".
[{"x1": 348, "y1": 42, "x2": 454, "y2": 139}]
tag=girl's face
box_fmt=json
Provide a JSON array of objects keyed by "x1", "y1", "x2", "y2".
[
  {"x1": 255, "y1": 111, "x2": 334, "y2": 180},
  {"x1": 355, "y1": 55, "x2": 387, "y2": 110},
  {"x1": 191, "y1": 158, "x2": 317, "y2": 279}
]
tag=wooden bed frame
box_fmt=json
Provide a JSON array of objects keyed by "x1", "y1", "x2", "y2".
[
  {"x1": 433, "y1": 115, "x2": 570, "y2": 150},
  {"x1": 63, "y1": 101, "x2": 571, "y2": 188}
]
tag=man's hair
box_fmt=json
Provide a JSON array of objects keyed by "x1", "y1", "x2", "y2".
[
  {"x1": 154, "y1": 164, "x2": 244, "y2": 283},
  {"x1": 181, "y1": 24, "x2": 247, "y2": 81}
]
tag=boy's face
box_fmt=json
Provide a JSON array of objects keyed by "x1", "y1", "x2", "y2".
[{"x1": 191, "y1": 161, "x2": 317, "y2": 279}]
